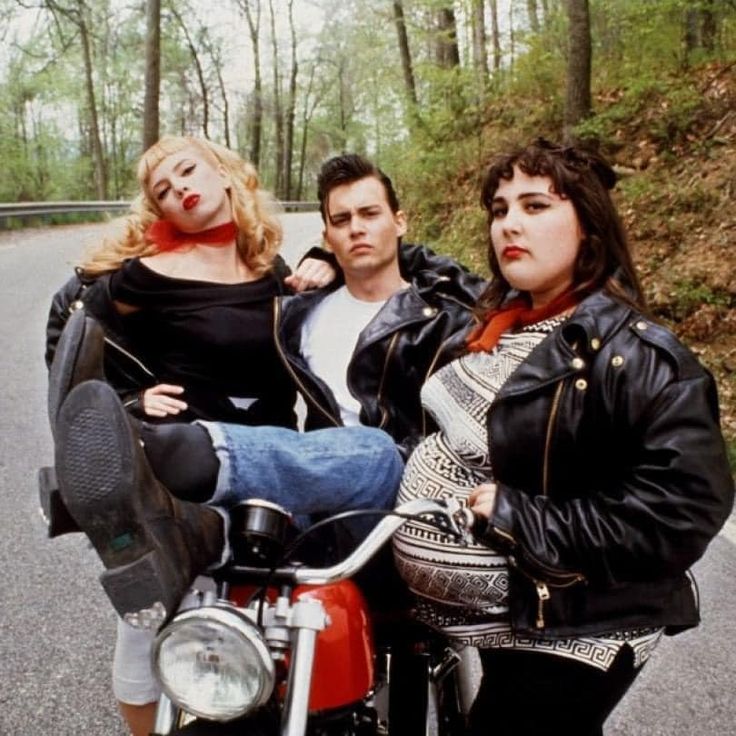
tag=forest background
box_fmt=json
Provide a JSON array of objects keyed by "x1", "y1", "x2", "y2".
[{"x1": 1, "y1": 0, "x2": 735, "y2": 462}]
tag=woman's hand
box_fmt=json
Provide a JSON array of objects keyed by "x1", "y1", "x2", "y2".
[
  {"x1": 468, "y1": 482, "x2": 498, "y2": 519},
  {"x1": 284, "y1": 257, "x2": 336, "y2": 292},
  {"x1": 140, "y1": 383, "x2": 188, "y2": 418}
]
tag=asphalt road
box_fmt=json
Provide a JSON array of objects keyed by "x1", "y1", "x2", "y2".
[{"x1": 0, "y1": 218, "x2": 734, "y2": 735}]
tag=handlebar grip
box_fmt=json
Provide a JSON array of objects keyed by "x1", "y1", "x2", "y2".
[{"x1": 454, "y1": 506, "x2": 485, "y2": 537}]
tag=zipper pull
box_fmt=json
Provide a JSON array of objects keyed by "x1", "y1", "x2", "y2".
[{"x1": 535, "y1": 581, "x2": 550, "y2": 629}]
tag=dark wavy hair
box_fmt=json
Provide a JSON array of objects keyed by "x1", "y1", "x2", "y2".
[
  {"x1": 477, "y1": 138, "x2": 645, "y2": 316},
  {"x1": 317, "y1": 153, "x2": 400, "y2": 222}
]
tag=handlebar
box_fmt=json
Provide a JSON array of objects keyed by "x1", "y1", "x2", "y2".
[{"x1": 222, "y1": 498, "x2": 476, "y2": 586}]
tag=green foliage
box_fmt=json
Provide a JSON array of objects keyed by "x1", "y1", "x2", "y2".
[
  {"x1": 727, "y1": 439, "x2": 736, "y2": 474},
  {"x1": 572, "y1": 73, "x2": 705, "y2": 150},
  {"x1": 669, "y1": 280, "x2": 734, "y2": 321},
  {"x1": 0, "y1": 211, "x2": 108, "y2": 231}
]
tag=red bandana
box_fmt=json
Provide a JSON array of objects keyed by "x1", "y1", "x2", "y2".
[
  {"x1": 144, "y1": 220, "x2": 238, "y2": 252},
  {"x1": 466, "y1": 290, "x2": 581, "y2": 353}
]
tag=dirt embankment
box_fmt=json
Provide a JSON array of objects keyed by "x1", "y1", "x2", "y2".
[{"x1": 611, "y1": 62, "x2": 736, "y2": 441}]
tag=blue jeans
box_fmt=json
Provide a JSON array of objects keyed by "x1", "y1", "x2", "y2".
[{"x1": 200, "y1": 422, "x2": 404, "y2": 543}]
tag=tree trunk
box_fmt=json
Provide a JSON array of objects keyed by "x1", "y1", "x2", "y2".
[
  {"x1": 471, "y1": 0, "x2": 489, "y2": 84},
  {"x1": 238, "y1": 0, "x2": 263, "y2": 167},
  {"x1": 45, "y1": 0, "x2": 107, "y2": 198},
  {"x1": 563, "y1": 0, "x2": 592, "y2": 142},
  {"x1": 169, "y1": 4, "x2": 210, "y2": 139},
  {"x1": 78, "y1": 13, "x2": 107, "y2": 198},
  {"x1": 268, "y1": 0, "x2": 284, "y2": 196},
  {"x1": 283, "y1": 0, "x2": 298, "y2": 199},
  {"x1": 393, "y1": 0, "x2": 418, "y2": 106},
  {"x1": 296, "y1": 63, "x2": 324, "y2": 201},
  {"x1": 435, "y1": 4, "x2": 460, "y2": 68},
  {"x1": 337, "y1": 60, "x2": 348, "y2": 153},
  {"x1": 142, "y1": 0, "x2": 160, "y2": 149},
  {"x1": 701, "y1": 0, "x2": 717, "y2": 52},
  {"x1": 212, "y1": 51, "x2": 231, "y2": 147},
  {"x1": 488, "y1": 0, "x2": 501, "y2": 72},
  {"x1": 509, "y1": 0, "x2": 516, "y2": 70},
  {"x1": 682, "y1": 8, "x2": 698, "y2": 67},
  {"x1": 527, "y1": 0, "x2": 540, "y2": 33}
]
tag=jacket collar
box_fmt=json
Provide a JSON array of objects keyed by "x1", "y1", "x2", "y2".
[
  {"x1": 279, "y1": 269, "x2": 463, "y2": 352},
  {"x1": 497, "y1": 289, "x2": 634, "y2": 398}
]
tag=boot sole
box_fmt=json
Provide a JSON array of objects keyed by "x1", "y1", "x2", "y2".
[{"x1": 56, "y1": 380, "x2": 181, "y2": 620}]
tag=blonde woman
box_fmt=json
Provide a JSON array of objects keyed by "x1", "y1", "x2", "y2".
[
  {"x1": 47, "y1": 135, "x2": 331, "y2": 427},
  {"x1": 45, "y1": 136, "x2": 333, "y2": 736}
]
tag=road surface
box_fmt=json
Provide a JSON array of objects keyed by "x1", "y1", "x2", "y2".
[{"x1": 0, "y1": 218, "x2": 734, "y2": 735}]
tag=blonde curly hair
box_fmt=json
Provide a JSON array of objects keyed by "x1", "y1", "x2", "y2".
[{"x1": 81, "y1": 136, "x2": 283, "y2": 276}]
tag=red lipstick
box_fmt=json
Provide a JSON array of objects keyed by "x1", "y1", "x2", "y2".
[
  {"x1": 183, "y1": 194, "x2": 200, "y2": 211},
  {"x1": 502, "y1": 245, "x2": 526, "y2": 260}
]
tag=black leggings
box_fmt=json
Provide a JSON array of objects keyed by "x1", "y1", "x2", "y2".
[{"x1": 467, "y1": 645, "x2": 642, "y2": 736}]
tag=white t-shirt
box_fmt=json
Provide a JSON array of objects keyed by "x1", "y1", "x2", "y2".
[{"x1": 300, "y1": 286, "x2": 386, "y2": 426}]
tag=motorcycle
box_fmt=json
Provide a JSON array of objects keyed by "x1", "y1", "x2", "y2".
[{"x1": 147, "y1": 497, "x2": 477, "y2": 736}]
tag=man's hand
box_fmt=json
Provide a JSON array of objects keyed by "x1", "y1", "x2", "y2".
[
  {"x1": 284, "y1": 257, "x2": 336, "y2": 292},
  {"x1": 468, "y1": 482, "x2": 498, "y2": 519},
  {"x1": 141, "y1": 383, "x2": 188, "y2": 417}
]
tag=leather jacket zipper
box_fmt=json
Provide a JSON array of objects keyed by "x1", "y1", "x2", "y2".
[
  {"x1": 510, "y1": 562, "x2": 585, "y2": 630},
  {"x1": 542, "y1": 379, "x2": 565, "y2": 495},
  {"x1": 535, "y1": 582, "x2": 550, "y2": 628},
  {"x1": 272, "y1": 299, "x2": 340, "y2": 427},
  {"x1": 377, "y1": 333, "x2": 400, "y2": 429},
  {"x1": 103, "y1": 337, "x2": 156, "y2": 379},
  {"x1": 420, "y1": 333, "x2": 456, "y2": 436},
  {"x1": 419, "y1": 315, "x2": 478, "y2": 435},
  {"x1": 533, "y1": 569, "x2": 587, "y2": 628},
  {"x1": 67, "y1": 298, "x2": 157, "y2": 381}
]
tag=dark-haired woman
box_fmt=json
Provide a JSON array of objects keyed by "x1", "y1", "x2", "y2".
[{"x1": 393, "y1": 139, "x2": 734, "y2": 735}]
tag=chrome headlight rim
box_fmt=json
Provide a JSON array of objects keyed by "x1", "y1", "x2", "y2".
[{"x1": 152, "y1": 604, "x2": 275, "y2": 722}]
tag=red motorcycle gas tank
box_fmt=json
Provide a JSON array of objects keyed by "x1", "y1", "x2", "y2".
[{"x1": 294, "y1": 579, "x2": 375, "y2": 712}]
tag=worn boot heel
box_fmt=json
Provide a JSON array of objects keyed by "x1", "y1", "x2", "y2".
[
  {"x1": 38, "y1": 465, "x2": 81, "y2": 537},
  {"x1": 55, "y1": 380, "x2": 183, "y2": 621},
  {"x1": 100, "y1": 551, "x2": 179, "y2": 628}
]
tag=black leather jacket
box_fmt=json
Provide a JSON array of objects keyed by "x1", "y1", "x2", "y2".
[
  {"x1": 275, "y1": 244, "x2": 485, "y2": 456},
  {"x1": 46, "y1": 268, "x2": 156, "y2": 414},
  {"x1": 476, "y1": 289, "x2": 735, "y2": 638},
  {"x1": 45, "y1": 257, "x2": 295, "y2": 423}
]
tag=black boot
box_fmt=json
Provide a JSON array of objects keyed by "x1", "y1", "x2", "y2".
[
  {"x1": 48, "y1": 308, "x2": 105, "y2": 439},
  {"x1": 139, "y1": 422, "x2": 220, "y2": 502},
  {"x1": 55, "y1": 379, "x2": 225, "y2": 628},
  {"x1": 43, "y1": 308, "x2": 105, "y2": 537}
]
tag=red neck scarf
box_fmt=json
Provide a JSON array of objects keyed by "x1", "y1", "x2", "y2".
[
  {"x1": 466, "y1": 289, "x2": 581, "y2": 353},
  {"x1": 144, "y1": 220, "x2": 238, "y2": 252}
]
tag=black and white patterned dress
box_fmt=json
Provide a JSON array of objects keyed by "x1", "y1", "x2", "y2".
[{"x1": 393, "y1": 318, "x2": 662, "y2": 671}]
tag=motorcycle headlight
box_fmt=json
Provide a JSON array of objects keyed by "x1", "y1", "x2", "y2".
[{"x1": 152, "y1": 605, "x2": 275, "y2": 721}]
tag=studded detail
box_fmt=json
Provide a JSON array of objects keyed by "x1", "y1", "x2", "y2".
[
  {"x1": 612, "y1": 355, "x2": 624, "y2": 367},
  {"x1": 635, "y1": 320, "x2": 648, "y2": 331},
  {"x1": 575, "y1": 378, "x2": 588, "y2": 391},
  {"x1": 571, "y1": 357, "x2": 585, "y2": 370},
  {"x1": 70, "y1": 300, "x2": 84, "y2": 312},
  {"x1": 590, "y1": 338, "x2": 601, "y2": 351},
  {"x1": 422, "y1": 306, "x2": 437, "y2": 318}
]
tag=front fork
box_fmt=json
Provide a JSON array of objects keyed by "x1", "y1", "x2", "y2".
[
  {"x1": 151, "y1": 592, "x2": 329, "y2": 736},
  {"x1": 273, "y1": 596, "x2": 329, "y2": 736},
  {"x1": 375, "y1": 642, "x2": 465, "y2": 736},
  {"x1": 152, "y1": 693, "x2": 180, "y2": 734}
]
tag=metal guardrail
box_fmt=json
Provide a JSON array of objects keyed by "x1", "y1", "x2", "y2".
[{"x1": 0, "y1": 200, "x2": 319, "y2": 219}]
